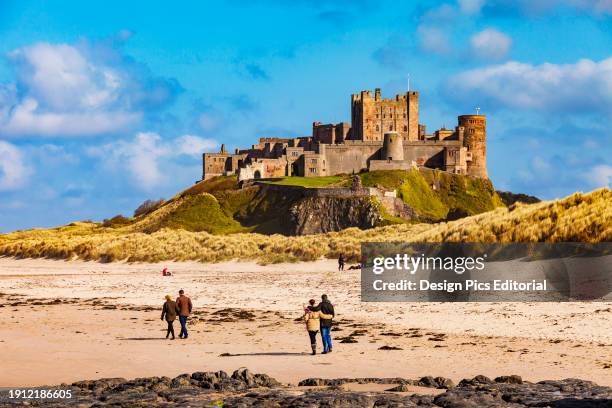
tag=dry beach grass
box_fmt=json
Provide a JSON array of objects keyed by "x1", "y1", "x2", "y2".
[{"x1": 0, "y1": 188, "x2": 610, "y2": 263}]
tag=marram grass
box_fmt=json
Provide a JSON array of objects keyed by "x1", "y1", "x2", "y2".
[{"x1": 0, "y1": 189, "x2": 609, "y2": 264}]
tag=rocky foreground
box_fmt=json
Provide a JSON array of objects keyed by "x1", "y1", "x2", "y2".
[{"x1": 2, "y1": 368, "x2": 611, "y2": 407}]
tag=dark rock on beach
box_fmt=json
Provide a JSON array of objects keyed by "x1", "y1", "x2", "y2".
[{"x1": 2, "y1": 370, "x2": 611, "y2": 407}]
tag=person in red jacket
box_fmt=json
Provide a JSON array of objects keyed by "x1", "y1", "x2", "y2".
[{"x1": 176, "y1": 289, "x2": 192, "y2": 339}]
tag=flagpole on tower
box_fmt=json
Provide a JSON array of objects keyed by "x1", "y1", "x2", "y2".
[{"x1": 407, "y1": 74, "x2": 410, "y2": 92}]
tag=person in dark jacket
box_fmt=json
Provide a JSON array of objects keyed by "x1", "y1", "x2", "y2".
[
  {"x1": 313, "y1": 294, "x2": 335, "y2": 353},
  {"x1": 161, "y1": 295, "x2": 179, "y2": 339},
  {"x1": 303, "y1": 299, "x2": 333, "y2": 355},
  {"x1": 176, "y1": 289, "x2": 193, "y2": 339},
  {"x1": 338, "y1": 255, "x2": 345, "y2": 271}
]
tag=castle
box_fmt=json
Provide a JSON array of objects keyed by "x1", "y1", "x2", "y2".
[{"x1": 202, "y1": 88, "x2": 487, "y2": 181}]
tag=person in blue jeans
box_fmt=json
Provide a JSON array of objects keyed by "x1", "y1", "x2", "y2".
[
  {"x1": 313, "y1": 294, "x2": 335, "y2": 353},
  {"x1": 175, "y1": 289, "x2": 192, "y2": 339}
]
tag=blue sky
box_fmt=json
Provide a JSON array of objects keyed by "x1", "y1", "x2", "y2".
[{"x1": 0, "y1": 0, "x2": 610, "y2": 232}]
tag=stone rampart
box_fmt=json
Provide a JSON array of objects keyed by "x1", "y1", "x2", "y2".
[{"x1": 252, "y1": 182, "x2": 372, "y2": 198}]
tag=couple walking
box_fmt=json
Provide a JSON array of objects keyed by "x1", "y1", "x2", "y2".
[
  {"x1": 303, "y1": 294, "x2": 335, "y2": 355},
  {"x1": 161, "y1": 289, "x2": 192, "y2": 340}
]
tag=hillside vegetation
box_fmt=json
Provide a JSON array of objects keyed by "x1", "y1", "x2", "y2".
[
  {"x1": 92, "y1": 169, "x2": 502, "y2": 235},
  {"x1": 361, "y1": 169, "x2": 504, "y2": 220},
  {"x1": 1, "y1": 188, "x2": 609, "y2": 264}
]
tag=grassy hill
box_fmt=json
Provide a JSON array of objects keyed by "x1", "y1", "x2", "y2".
[
  {"x1": 0, "y1": 188, "x2": 609, "y2": 263},
  {"x1": 361, "y1": 169, "x2": 504, "y2": 221},
  {"x1": 89, "y1": 169, "x2": 502, "y2": 235}
]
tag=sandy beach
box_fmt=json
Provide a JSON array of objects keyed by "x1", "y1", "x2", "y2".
[{"x1": 0, "y1": 257, "x2": 610, "y2": 388}]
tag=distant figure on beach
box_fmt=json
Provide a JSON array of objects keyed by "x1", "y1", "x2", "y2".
[
  {"x1": 161, "y1": 295, "x2": 179, "y2": 340},
  {"x1": 303, "y1": 299, "x2": 333, "y2": 355},
  {"x1": 313, "y1": 294, "x2": 335, "y2": 354},
  {"x1": 176, "y1": 289, "x2": 193, "y2": 339},
  {"x1": 338, "y1": 255, "x2": 345, "y2": 271},
  {"x1": 162, "y1": 267, "x2": 172, "y2": 276}
]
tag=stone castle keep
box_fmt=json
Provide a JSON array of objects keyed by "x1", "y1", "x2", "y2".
[{"x1": 202, "y1": 88, "x2": 487, "y2": 181}]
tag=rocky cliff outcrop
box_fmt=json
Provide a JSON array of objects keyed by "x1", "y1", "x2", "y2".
[{"x1": 289, "y1": 196, "x2": 383, "y2": 235}]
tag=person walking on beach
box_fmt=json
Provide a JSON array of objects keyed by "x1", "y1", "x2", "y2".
[
  {"x1": 338, "y1": 255, "x2": 345, "y2": 271},
  {"x1": 303, "y1": 299, "x2": 333, "y2": 355},
  {"x1": 176, "y1": 289, "x2": 192, "y2": 339},
  {"x1": 161, "y1": 295, "x2": 179, "y2": 340},
  {"x1": 314, "y1": 294, "x2": 335, "y2": 354}
]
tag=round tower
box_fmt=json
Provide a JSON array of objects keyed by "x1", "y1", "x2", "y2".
[
  {"x1": 382, "y1": 131, "x2": 403, "y2": 161},
  {"x1": 458, "y1": 115, "x2": 487, "y2": 178}
]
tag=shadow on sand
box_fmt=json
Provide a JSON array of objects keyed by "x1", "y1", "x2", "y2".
[
  {"x1": 220, "y1": 352, "x2": 306, "y2": 357},
  {"x1": 116, "y1": 337, "x2": 171, "y2": 341}
]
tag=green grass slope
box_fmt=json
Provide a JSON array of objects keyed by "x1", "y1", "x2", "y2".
[
  {"x1": 361, "y1": 168, "x2": 503, "y2": 221},
  {"x1": 260, "y1": 176, "x2": 350, "y2": 188},
  {"x1": 127, "y1": 179, "x2": 302, "y2": 235},
  {"x1": 101, "y1": 170, "x2": 503, "y2": 235},
  {"x1": 129, "y1": 192, "x2": 248, "y2": 234}
]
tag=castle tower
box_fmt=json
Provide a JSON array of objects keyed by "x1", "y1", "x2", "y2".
[
  {"x1": 458, "y1": 114, "x2": 487, "y2": 178},
  {"x1": 382, "y1": 131, "x2": 404, "y2": 161},
  {"x1": 407, "y1": 91, "x2": 419, "y2": 141},
  {"x1": 351, "y1": 89, "x2": 419, "y2": 142}
]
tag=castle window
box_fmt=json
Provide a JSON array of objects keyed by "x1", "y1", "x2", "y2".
[
  {"x1": 403, "y1": 113, "x2": 406, "y2": 118},
  {"x1": 389, "y1": 125, "x2": 393, "y2": 131},
  {"x1": 383, "y1": 114, "x2": 385, "y2": 118},
  {"x1": 376, "y1": 125, "x2": 379, "y2": 131},
  {"x1": 390, "y1": 113, "x2": 392, "y2": 118},
  {"x1": 403, "y1": 125, "x2": 407, "y2": 131},
  {"x1": 311, "y1": 159, "x2": 317, "y2": 164}
]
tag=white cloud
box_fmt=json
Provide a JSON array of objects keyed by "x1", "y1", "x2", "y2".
[
  {"x1": 1, "y1": 97, "x2": 141, "y2": 137},
  {"x1": 176, "y1": 135, "x2": 218, "y2": 157},
  {"x1": 422, "y1": 4, "x2": 457, "y2": 21},
  {"x1": 459, "y1": 0, "x2": 486, "y2": 14},
  {"x1": 470, "y1": 28, "x2": 512, "y2": 59},
  {"x1": 9, "y1": 43, "x2": 119, "y2": 111},
  {"x1": 444, "y1": 57, "x2": 612, "y2": 114},
  {"x1": 0, "y1": 141, "x2": 31, "y2": 191},
  {"x1": 87, "y1": 133, "x2": 217, "y2": 190},
  {"x1": 587, "y1": 164, "x2": 612, "y2": 187},
  {"x1": 0, "y1": 41, "x2": 181, "y2": 138},
  {"x1": 198, "y1": 113, "x2": 220, "y2": 132},
  {"x1": 417, "y1": 26, "x2": 451, "y2": 55}
]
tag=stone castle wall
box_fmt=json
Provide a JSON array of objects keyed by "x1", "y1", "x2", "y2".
[
  {"x1": 251, "y1": 182, "x2": 373, "y2": 198},
  {"x1": 321, "y1": 143, "x2": 382, "y2": 175}
]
